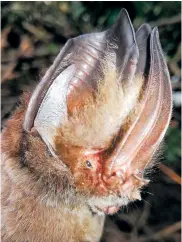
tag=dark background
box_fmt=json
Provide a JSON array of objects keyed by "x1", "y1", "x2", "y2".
[{"x1": 1, "y1": 2, "x2": 181, "y2": 242}]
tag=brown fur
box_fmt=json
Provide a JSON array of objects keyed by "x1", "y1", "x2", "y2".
[
  {"x1": 1, "y1": 94, "x2": 105, "y2": 242},
  {"x1": 1, "y1": 159, "x2": 104, "y2": 242},
  {"x1": 1, "y1": 92, "x2": 30, "y2": 157}
]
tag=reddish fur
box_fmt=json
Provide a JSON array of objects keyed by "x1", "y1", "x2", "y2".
[{"x1": 1, "y1": 93, "x2": 105, "y2": 242}]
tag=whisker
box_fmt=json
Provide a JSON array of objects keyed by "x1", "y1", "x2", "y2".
[
  {"x1": 143, "y1": 191, "x2": 154, "y2": 196},
  {"x1": 133, "y1": 201, "x2": 140, "y2": 211},
  {"x1": 142, "y1": 198, "x2": 151, "y2": 206},
  {"x1": 126, "y1": 204, "x2": 129, "y2": 214}
]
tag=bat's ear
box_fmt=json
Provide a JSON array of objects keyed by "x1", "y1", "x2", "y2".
[
  {"x1": 135, "y1": 24, "x2": 152, "y2": 76},
  {"x1": 23, "y1": 40, "x2": 77, "y2": 157},
  {"x1": 23, "y1": 9, "x2": 138, "y2": 134},
  {"x1": 106, "y1": 9, "x2": 139, "y2": 82},
  {"x1": 24, "y1": 9, "x2": 160, "y2": 158},
  {"x1": 103, "y1": 27, "x2": 172, "y2": 177},
  {"x1": 23, "y1": 40, "x2": 75, "y2": 133}
]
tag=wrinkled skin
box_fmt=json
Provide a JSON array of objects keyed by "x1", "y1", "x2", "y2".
[{"x1": 1, "y1": 9, "x2": 172, "y2": 242}]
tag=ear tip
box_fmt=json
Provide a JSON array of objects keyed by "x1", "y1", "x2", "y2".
[
  {"x1": 151, "y1": 27, "x2": 160, "y2": 41},
  {"x1": 111, "y1": 8, "x2": 132, "y2": 27},
  {"x1": 108, "y1": 8, "x2": 136, "y2": 45},
  {"x1": 117, "y1": 8, "x2": 132, "y2": 25},
  {"x1": 136, "y1": 24, "x2": 152, "y2": 46},
  {"x1": 119, "y1": 8, "x2": 129, "y2": 17},
  {"x1": 152, "y1": 27, "x2": 159, "y2": 34},
  {"x1": 120, "y1": 8, "x2": 128, "y2": 13},
  {"x1": 136, "y1": 23, "x2": 152, "y2": 35}
]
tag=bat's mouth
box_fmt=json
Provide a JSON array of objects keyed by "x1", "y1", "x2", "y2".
[
  {"x1": 87, "y1": 194, "x2": 131, "y2": 215},
  {"x1": 95, "y1": 205, "x2": 120, "y2": 215}
]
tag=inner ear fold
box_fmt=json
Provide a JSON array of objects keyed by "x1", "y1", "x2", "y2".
[{"x1": 135, "y1": 24, "x2": 152, "y2": 76}]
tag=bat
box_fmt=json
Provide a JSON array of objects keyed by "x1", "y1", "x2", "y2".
[{"x1": 1, "y1": 9, "x2": 172, "y2": 242}]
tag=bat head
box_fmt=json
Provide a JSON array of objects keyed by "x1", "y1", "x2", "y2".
[{"x1": 23, "y1": 9, "x2": 172, "y2": 214}]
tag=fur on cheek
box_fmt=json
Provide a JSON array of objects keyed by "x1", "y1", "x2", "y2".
[
  {"x1": 24, "y1": 135, "x2": 73, "y2": 189},
  {"x1": 1, "y1": 93, "x2": 77, "y2": 208},
  {"x1": 1, "y1": 92, "x2": 31, "y2": 157}
]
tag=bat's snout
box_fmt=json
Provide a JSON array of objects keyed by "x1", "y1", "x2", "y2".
[{"x1": 72, "y1": 149, "x2": 149, "y2": 198}]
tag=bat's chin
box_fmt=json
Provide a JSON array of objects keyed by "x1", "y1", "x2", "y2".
[
  {"x1": 92, "y1": 205, "x2": 120, "y2": 215},
  {"x1": 87, "y1": 195, "x2": 130, "y2": 216}
]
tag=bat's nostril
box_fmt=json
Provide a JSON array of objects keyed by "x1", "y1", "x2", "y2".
[
  {"x1": 111, "y1": 172, "x2": 116, "y2": 177},
  {"x1": 102, "y1": 170, "x2": 125, "y2": 187},
  {"x1": 104, "y1": 168, "x2": 125, "y2": 179}
]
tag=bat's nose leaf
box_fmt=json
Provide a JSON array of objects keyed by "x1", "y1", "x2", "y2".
[
  {"x1": 136, "y1": 24, "x2": 152, "y2": 76},
  {"x1": 106, "y1": 9, "x2": 139, "y2": 82}
]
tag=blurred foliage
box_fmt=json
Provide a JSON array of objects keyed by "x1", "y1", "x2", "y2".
[
  {"x1": 2, "y1": 1, "x2": 181, "y2": 54},
  {"x1": 164, "y1": 127, "x2": 181, "y2": 165}
]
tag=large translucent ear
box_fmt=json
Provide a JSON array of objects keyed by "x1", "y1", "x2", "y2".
[
  {"x1": 106, "y1": 8, "x2": 139, "y2": 82},
  {"x1": 66, "y1": 8, "x2": 140, "y2": 113},
  {"x1": 103, "y1": 28, "x2": 172, "y2": 176},
  {"x1": 23, "y1": 39, "x2": 75, "y2": 132},
  {"x1": 23, "y1": 8, "x2": 139, "y2": 149},
  {"x1": 33, "y1": 65, "x2": 76, "y2": 155}
]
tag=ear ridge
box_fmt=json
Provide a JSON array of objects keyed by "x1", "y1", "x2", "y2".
[
  {"x1": 24, "y1": 39, "x2": 74, "y2": 132},
  {"x1": 103, "y1": 27, "x2": 172, "y2": 176},
  {"x1": 33, "y1": 65, "x2": 76, "y2": 151},
  {"x1": 134, "y1": 27, "x2": 173, "y2": 171}
]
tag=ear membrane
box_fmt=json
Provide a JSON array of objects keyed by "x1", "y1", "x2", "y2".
[
  {"x1": 24, "y1": 39, "x2": 75, "y2": 132},
  {"x1": 34, "y1": 65, "x2": 76, "y2": 151},
  {"x1": 135, "y1": 24, "x2": 152, "y2": 76},
  {"x1": 103, "y1": 28, "x2": 172, "y2": 176},
  {"x1": 24, "y1": 9, "x2": 139, "y2": 135},
  {"x1": 132, "y1": 27, "x2": 173, "y2": 171},
  {"x1": 106, "y1": 8, "x2": 139, "y2": 82},
  {"x1": 23, "y1": 9, "x2": 172, "y2": 166}
]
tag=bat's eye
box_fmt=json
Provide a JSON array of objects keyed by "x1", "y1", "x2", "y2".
[{"x1": 85, "y1": 160, "x2": 92, "y2": 168}]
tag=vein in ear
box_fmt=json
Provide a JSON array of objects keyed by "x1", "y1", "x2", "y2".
[{"x1": 55, "y1": 68, "x2": 144, "y2": 150}]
